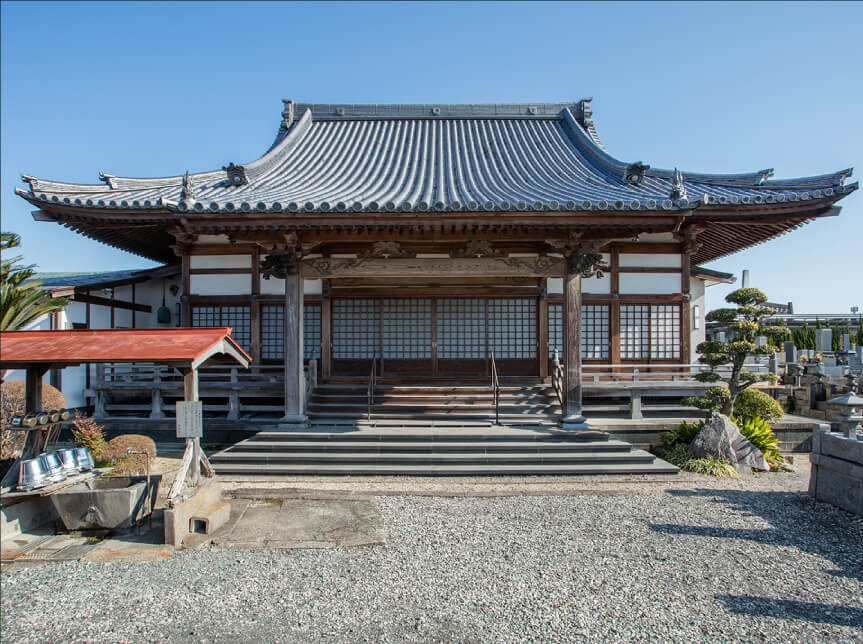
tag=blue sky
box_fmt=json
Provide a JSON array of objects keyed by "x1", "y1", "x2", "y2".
[{"x1": 2, "y1": 1, "x2": 861, "y2": 313}]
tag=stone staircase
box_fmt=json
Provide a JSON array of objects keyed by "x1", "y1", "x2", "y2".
[
  {"x1": 209, "y1": 429, "x2": 678, "y2": 476},
  {"x1": 306, "y1": 379, "x2": 561, "y2": 429},
  {"x1": 210, "y1": 379, "x2": 678, "y2": 476}
]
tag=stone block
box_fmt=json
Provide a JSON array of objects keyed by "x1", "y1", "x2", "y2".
[
  {"x1": 816, "y1": 329, "x2": 832, "y2": 352},
  {"x1": 0, "y1": 496, "x2": 58, "y2": 542},
  {"x1": 809, "y1": 453, "x2": 863, "y2": 515},
  {"x1": 164, "y1": 478, "x2": 223, "y2": 547},
  {"x1": 188, "y1": 501, "x2": 231, "y2": 537}
]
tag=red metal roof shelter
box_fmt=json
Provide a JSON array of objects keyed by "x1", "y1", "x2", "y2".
[{"x1": 0, "y1": 327, "x2": 251, "y2": 371}]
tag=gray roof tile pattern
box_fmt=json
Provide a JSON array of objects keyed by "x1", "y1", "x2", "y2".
[{"x1": 15, "y1": 101, "x2": 857, "y2": 215}]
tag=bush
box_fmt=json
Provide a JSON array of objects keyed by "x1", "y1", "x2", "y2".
[
  {"x1": 104, "y1": 434, "x2": 157, "y2": 475},
  {"x1": 732, "y1": 389, "x2": 784, "y2": 423},
  {"x1": 660, "y1": 444, "x2": 739, "y2": 478},
  {"x1": 660, "y1": 420, "x2": 704, "y2": 448},
  {"x1": 1, "y1": 380, "x2": 67, "y2": 460},
  {"x1": 71, "y1": 412, "x2": 109, "y2": 466},
  {"x1": 733, "y1": 415, "x2": 787, "y2": 470}
]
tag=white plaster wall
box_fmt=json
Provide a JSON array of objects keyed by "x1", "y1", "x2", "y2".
[
  {"x1": 636, "y1": 233, "x2": 676, "y2": 243},
  {"x1": 689, "y1": 277, "x2": 706, "y2": 363},
  {"x1": 546, "y1": 255, "x2": 611, "y2": 294},
  {"x1": 619, "y1": 253, "x2": 681, "y2": 268},
  {"x1": 191, "y1": 274, "x2": 251, "y2": 295},
  {"x1": 190, "y1": 255, "x2": 250, "y2": 269},
  {"x1": 195, "y1": 234, "x2": 231, "y2": 244},
  {"x1": 619, "y1": 273, "x2": 682, "y2": 295},
  {"x1": 260, "y1": 276, "x2": 284, "y2": 294},
  {"x1": 304, "y1": 279, "x2": 322, "y2": 295},
  {"x1": 133, "y1": 279, "x2": 181, "y2": 328}
]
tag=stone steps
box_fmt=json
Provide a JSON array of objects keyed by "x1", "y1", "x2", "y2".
[{"x1": 210, "y1": 431, "x2": 679, "y2": 476}]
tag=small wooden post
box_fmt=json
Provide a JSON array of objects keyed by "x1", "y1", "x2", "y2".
[
  {"x1": 150, "y1": 367, "x2": 164, "y2": 419},
  {"x1": 227, "y1": 367, "x2": 240, "y2": 420},
  {"x1": 93, "y1": 363, "x2": 106, "y2": 419},
  {"x1": 281, "y1": 268, "x2": 306, "y2": 427},
  {"x1": 183, "y1": 368, "x2": 200, "y2": 485},
  {"x1": 24, "y1": 366, "x2": 48, "y2": 414}
]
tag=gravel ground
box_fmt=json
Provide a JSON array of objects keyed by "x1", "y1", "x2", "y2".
[{"x1": 3, "y1": 468, "x2": 862, "y2": 643}]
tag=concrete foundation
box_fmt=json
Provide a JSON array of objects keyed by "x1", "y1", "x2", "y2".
[{"x1": 164, "y1": 478, "x2": 230, "y2": 547}]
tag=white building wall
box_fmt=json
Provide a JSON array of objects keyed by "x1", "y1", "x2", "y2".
[
  {"x1": 619, "y1": 273, "x2": 681, "y2": 295},
  {"x1": 689, "y1": 277, "x2": 707, "y2": 364}
]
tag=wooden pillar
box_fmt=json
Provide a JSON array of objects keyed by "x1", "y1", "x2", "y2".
[
  {"x1": 563, "y1": 271, "x2": 588, "y2": 429},
  {"x1": 131, "y1": 283, "x2": 137, "y2": 328},
  {"x1": 538, "y1": 283, "x2": 549, "y2": 379},
  {"x1": 181, "y1": 253, "x2": 191, "y2": 326},
  {"x1": 610, "y1": 247, "x2": 621, "y2": 366},
  {"x1": 321, "y1": 281, "x2": 332, "y2": 379},
  {"x1": 281, "y1": 268, "x2": 306, "y2": 426},
  {"x1": 250, "y1": 246, "x2": 261, "y2": 364},
  {"x1": 183, "y1": 368, "x2": 200, "y2": 485},
  {"x1": 681, "y1": 251, "x2": 691, "y2": 364},
  {"x1": 25, "y1": 366, "x2": 48, "y2": 413}
]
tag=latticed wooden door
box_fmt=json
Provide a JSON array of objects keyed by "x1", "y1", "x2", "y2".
[
  {"x1": 381, "y1": 299, "x2": 433, "y2": 375},
  {"x1": 332, "y1": 299, "x2": 381, "y2": 375},
  {"x1": 436, "y1": 299, "x2": 487, "y2": 377},
  {"x1": 488, "y1": 298, "x2": 538, "y2": 376}
]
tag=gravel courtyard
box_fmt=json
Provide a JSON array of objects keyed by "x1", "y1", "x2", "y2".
[{"x1": 2, "y1": 466, "x2": 862, "y2": 643}]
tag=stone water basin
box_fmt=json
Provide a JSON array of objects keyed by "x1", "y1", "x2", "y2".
[{"x1": 50, "y1": 475, "x2": 161, "y2": 532}]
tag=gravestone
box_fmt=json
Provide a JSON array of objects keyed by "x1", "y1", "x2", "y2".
[
  {"x1": 756, "y1": 336, "x2": 768, "y2": 347},
  {"x1": 842, "y1": 333, "x2": 851, "y2": 352},
  {"x1": 783, "y1": 341, "x2": 797, "y2": 364},
  {"x1": 816, "y1": 329, "x2": 832, "y2": 353}
]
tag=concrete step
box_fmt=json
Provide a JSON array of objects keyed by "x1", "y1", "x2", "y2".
[
  {"x1": 243, "y1": 431, "x2": 611, "y2": 443},
  {"x1": 210, "y1": 450, "x2": 656, "y2": 465},
  {"x1": 219, "y1": 439, "x2": 633, "y2": 453},
  {"x1": 212, "y1": 456, "x2": 679, "y2": 477}
]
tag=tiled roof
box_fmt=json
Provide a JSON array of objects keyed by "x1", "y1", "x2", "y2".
[
  {"x1": 16, "y1": 100, "x2": 857, "y2": 215},
  {"x1": 29, "y1": 265, "x2": 178, "y2": 291}
]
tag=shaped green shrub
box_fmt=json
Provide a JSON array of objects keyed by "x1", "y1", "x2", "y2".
[
  {"x1": 660, "y1": 420, "x2": 704, "y2": 448},
  {"x1": 733, "y1": 415, "x2": 786, "y2": 470},
  {"x1": 732, "y1": 389, "x2": 784, "y2": 424}
]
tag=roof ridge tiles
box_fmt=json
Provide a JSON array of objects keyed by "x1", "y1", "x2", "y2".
[{"x1": 290, "y1": 101, "x2": 580, "y2": 120}]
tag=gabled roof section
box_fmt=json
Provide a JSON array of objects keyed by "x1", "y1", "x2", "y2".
[
  {"x1": 31, "y1": 264, "x2": 179, "y2": 292},
  {"x1": 16, "y1": 99, "x2": 857, "y2": 217}
]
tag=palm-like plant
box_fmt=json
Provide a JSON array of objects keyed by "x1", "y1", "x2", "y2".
[{"x1": 1, "y1": 232, "x2": 68, "y2": 331}]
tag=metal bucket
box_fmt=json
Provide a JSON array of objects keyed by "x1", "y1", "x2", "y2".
[
  {"x1": 73, "y1": 447, "x2": 94, "y2": 471},
  {"x1": 58, "y1": 448, "x2": 80, "y2": 475},
  {"x1": 17, "y1": 457, "x2": 49, "y2": 491},
  {"x1": 39, "y1": 452, "x2": 66, "y2": 484}
]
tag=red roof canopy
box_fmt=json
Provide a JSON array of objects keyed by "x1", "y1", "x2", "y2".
[{"x1": 0, "y1": 328, "x2": 251, "y2": 370}]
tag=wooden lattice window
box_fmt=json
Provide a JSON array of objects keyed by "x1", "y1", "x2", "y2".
[
  {"x1": 489, "y1": 299, "x2": 536, "y2": 359},
  {"x1": 192, "y1": 305, "x2": 251, "y2": 352},
  {"x1": 547, "y1": 304, "x2": 608, "y2": 359},
  {"x1": 650, "y1": 304, "x2": 680, "y2": 359},
  {"x1": 333, "y1": 299, "x2": 380, "y2": 359},
  {"x1": 260, "y1": 304, "x2": 321, "y2": 361},
  {"x1": 382, "y1": 299, "x2": 432, "y2": 359},
  {"x1": 304, "y1": 303, "x2": 322, "y2": 361},
  {"x1": 582, "y1": 304, "x2": 609, "y2": 359},
  {"x1": 621, "y1": 304, "x2": 680, "y2": 360},
  {"x1": 438, "y1": 299, "x2": 486, "y2": 358}
]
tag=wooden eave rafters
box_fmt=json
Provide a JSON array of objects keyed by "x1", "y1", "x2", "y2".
[{"x1": 29, "y1": 196, "x2": 845, "y2": 265}]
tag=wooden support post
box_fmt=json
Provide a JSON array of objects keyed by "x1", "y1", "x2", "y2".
[
  {"x1": 181, "y1": 253, "x2": 191, "y2": 326},
  {"x1": 150, "y1": 368, "x2": 164, "y2": 419},
  {"x1": 24, "y1": 366, "x2": 48, "y2": 413},
  {"x1": 563, "y1": 271, "x2": 588, "y2": 430},
  {"x1": 250, "y1": 246, "x2": 261, "y2": 364},
  {"x1": 183, "y1": 368, "x2": 200, "y2": 485},
  {"x1": 681, "y1": 251, "x2": 691, "y2": 364},
  {"x1": 539, "y1": 285, "x2": 549, "y2": 380},
  {"x1": 321, "y1": 285, "x2": 332, "y2": 380},
  {"x1": 227, "y1": 367, "x2": 240, "y2": 420},
  {"x1": 94, "y1": 363, "x2": 106, "y2": 419},
  {"x1": 281, "y1": 269, "x2": 306, "y2": 427}
]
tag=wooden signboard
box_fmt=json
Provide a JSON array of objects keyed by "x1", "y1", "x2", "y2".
[{"x1": 176, "y1": 401, "x2": 203, "y2": 438}]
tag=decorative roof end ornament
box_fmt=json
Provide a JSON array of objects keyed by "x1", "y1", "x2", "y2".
[
  {"x1": 223, "y1": 163, "x2": 248, "y2": 187},
  {"x1": 757, "y1": 168, "x2": 775, "y2": 185},
  {"x1": 625, "y1": 162, "x2": 650, "y2": 186},
  {"x1": 671, "y1": 168, "x2": 687, "y2": 201},
  {"x1": 577, "y1": 97, "x2": 594, "y2": 128},
  {"x1": 180, "y1": 171, "x2": 195, "y2": 206},
  {"x1": 99, "y1": 173, "x2": 116, "y2": 189},
  {"x1": 21, "y1": 174, "x2": 38, "y2": 191},
  {"x1": 281, "y1": 99, "x2": 295, "y2": 130}
]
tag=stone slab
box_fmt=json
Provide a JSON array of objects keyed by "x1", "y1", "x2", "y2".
[
  {"x1": 809, "y1": 455, "x2": 863, "y2": 516},
  {"x1": 820, "y1": 432, "x2": 863, "y2": 465},
  {"x1": 213, "y1": 497, "x2": 387, "y2": 550}
]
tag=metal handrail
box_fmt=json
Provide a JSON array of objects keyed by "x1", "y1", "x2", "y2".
[
  {"x1": 551, "y1": 349, "x2": 565, "y2": 410},
  {"x1": 490, "y1": 351, "x2": 500, "y2": 425},
  {"x1": 367, "y1": 353, "x2": 376, "y2": 423}
]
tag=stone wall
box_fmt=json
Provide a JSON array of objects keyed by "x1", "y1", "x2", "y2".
[{"x1": 809, "y1": 427, "x2": 863, "y2": 516}]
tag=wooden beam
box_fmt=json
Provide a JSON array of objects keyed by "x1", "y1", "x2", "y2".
[
  {"x1": 330, "y1": 276, "x2": 541, "y2": 287},
  {"x1": 71, "y1": 293, "x2": 151, "y2": 313},
  {"x1": 328, "y1": 286, "x2": 542, "y2": 299},
  {"x1": 303, "y1": 256, "x2": 564, "y2": 279}
]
